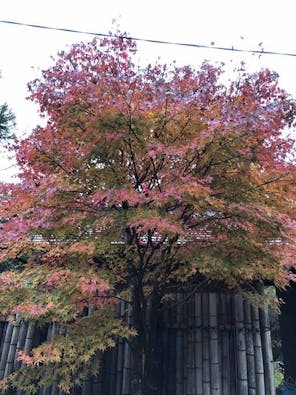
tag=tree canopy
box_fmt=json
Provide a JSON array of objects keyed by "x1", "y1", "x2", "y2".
[{"x1": 0, "y1": 36, "x2": 295, "y2": 393}]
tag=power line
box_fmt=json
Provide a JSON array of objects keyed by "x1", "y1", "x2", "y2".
[{"x1": 0, "y1": 19, "x2": 296, "y2": 58}]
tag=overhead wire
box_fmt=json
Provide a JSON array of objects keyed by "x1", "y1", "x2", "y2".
[{"x1": 0, "y1": 19, "x2": 296, "y2": 58}]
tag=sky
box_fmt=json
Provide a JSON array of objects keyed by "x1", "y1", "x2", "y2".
[{"x1": 0, "y1": 0, "x2": 295, "y2": 181}]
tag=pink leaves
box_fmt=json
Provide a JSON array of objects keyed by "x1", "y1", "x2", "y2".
[{"x1": 13, "y1": 302, "x2": 54, "y2": 318}]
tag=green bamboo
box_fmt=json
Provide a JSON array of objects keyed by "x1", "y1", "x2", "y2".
[
  {"x1": 260, "y1": 307, "x2": 275, "y2": 395},
  {"x1": 234, "y1": 294, "x2": 248, "y2": 395},
  {"x1": 252, "y1": 306, "x2": 265, "y2": 394},
  {"x1": 244, "y1": 301, "x2": 256, "y2": 395}
]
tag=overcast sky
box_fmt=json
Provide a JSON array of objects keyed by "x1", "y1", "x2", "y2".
[{"x1": 1, "y1": 0, "x2": 295, "y2": 181}]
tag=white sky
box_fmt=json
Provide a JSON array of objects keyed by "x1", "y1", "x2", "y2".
[{"x1": 0, "y1": 0, "x2": 295, "y2": 181}]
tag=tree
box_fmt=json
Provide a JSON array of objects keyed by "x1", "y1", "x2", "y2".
[
  {"x1": 0, "y1": 72, "x2": 15, "y2": 141},
  {"x1": 0, "y1": 102, "x2": 15, "y2": 140},
  {"x1": 0, "y1": 36, "x2": 295, "y2": 394}
]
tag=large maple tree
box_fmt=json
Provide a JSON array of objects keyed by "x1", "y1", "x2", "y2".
[{"x1": 0, "y1": 36, "x2": 295, "y2": 394}]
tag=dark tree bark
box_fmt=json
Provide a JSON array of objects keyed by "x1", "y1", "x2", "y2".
[{"x1": 277, "y1": 283, "x2": 296, "y2": 381}]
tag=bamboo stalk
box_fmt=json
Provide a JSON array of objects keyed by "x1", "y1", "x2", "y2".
[
  {"x1": 186, "y1": 296, "x2": 195, "y2": 395},
  {"x1": 40, "y1": 324, "x2": 54, "y2": 395},
  {"x1": 260, "y1": 307, "x2": 275, "y2": 395},
  {"x1": 23, "y1": 321, "x2": 36, "y2": 353},
  {"x1": 122, "y1": 300, "x2": 132, "y2": 395},
  {"x1": 50, "y1": 323, "x2": 59, "y2": 395},
  {"x1": 0, "y1": 322, "x2": 13, "y2": 379},
  {"x1": 4, "y1": 320, "x2": 21, "y2": 377},
  {"x1": 167, "y1": 300, "x2": 176, "y2": 394},
  {"x1": 115, "y1": 302, "x2": 125, "y2": 395},
  {"x1": 233, "y1": 294, "x2": 248, "y2": 395},
  {"x1": 176, "y1": 293, "x2": 184, "y2": 395},
  {"x1": 183, "y1": 295, "x2": 188, "y2": 395},
  {"x1": 244, "y1": 301, "x2": 256, "y2": 395},
  {"x1": 202, "y1": 293, "x2": 210, "y2": 395},
  {"x1": 227, "y1": 295, "x2": 236, "y2": 395},
  {"x1": 252, "y1": 305, "x2": 265, "y2": 394},
  {"x1": 194, "y1": 293, "x2": 203, "y2": 395},
  {"x1": 13, "y1": 322, "x2": 28, "y2": 370},
  {"x1": 220, "y1": 294, "x2": 230, "y2": 395},
  {"x1": 209, "y1": 293, "x2": 221, "y2": 395},
  {"x1": 0, "y1": 321, "x2": 6, "y2": 354}
]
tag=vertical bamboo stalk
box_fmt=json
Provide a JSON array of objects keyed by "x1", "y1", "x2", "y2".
[
  {"x1": 260, "y1": 307, "x2": 275, "y2": 395},
  {"x1": 122, "y1": 300, "x2": 132, "y2": 395},
  {"x1": 194, "y1": 293, "x2": 203, "y2": 395},
  {"x1": 115, "y1": 301, "x2": 125, "y2": 395},
  {"x1": 167, "y1": 300, "x2": 176, "y2": 394},
  {"x1": 183, "y1": 296, "x2": 188, "y2": 395},
  {"x1": 0, "y1": 321, "x2": 6, "y2": 354},
  {"x1": 92, "y1": 363, "x2": 103, "y2": 395},
  {"x1": 252, "y1": 305, "x2": 265, "y2": 394},
  {"x1": 0, "y1": 322, "x2": 13, "y2": 379},
  {"x1": 202, "y1": 293, "x2": 210, "y2": 395},
  {"x1": 186, "y1": 296, "x2": 195, "y2": 395},
  {"x1": 4, "y1": 320, "x2": 21, "y2": 377},
  {"x1": 176, "y1": 293, "x2": 184, "y2": 395},
  {"x1": 81, "y1": 307, "x2": 95, "y2": 395},
  {"x1": 23, "y1": 321, "x2": 36, "y2": 353},
  {"x1": 220, "y1": 294, "x2": 230, "y2": 395},
  {"x1": 40, "y1": 324, "x2": 54, "y2": 395},
  {"x1": 228, "y1": 295, "x2": 236, "y2": 395},
  {"x1": 50, "y1": 323, "x2": 59, "y2": 395},
  {"x1": 244, "y1": 301, "x2": 256, "y2": 395},
  {"x1": 160, "y1": 299, "x2": 169, "y2": 395},
  {"x1": 13, "y1": 322, "x2": 28, "y2": 370},
  {"x1": 234, "y1": 294, "x2": 248, "y2": 395},
  {"x1": 209, "y1": 293, "x2": 221, "y2": 395},
  {"x1": 0, "y1": 322, "x2": 8, "y2": 355}
]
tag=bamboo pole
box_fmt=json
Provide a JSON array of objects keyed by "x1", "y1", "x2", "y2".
[
  {"x1": 23, "y1": 321, "x2": 36, "y2": 353},
  {"x1": 186, "y1": 296, "x2": 195, "y2": 395},
  {"x1": 4, "y1": 320, "x2": 21, "y2": 377},
  {"x1": 81, "y1": 307, "x2": 95, "y2": 395},
  {"x1": 115, "y1": 302, "x2": 125, "y2": 395},
  {"x1": 227, "y1": 295, "x2": 236, "y2": 395},
  {"x1": 234, "y1": 294, "x2": 248, "y2": 395},
  {"x1": 252, "y1": 305, "x2": 265, "y2": 394},
  {"x1": 40, "y1": 324, "x2": 54, "y2": 395},
  {"x1": 13, "y1": 322, "x2": 28, "y2": 370},
  {"x1": 244, "y1": 301, "x2": 256, "y2": 395},
  {"x1": 183, "y1": 295, "x2": 188, "y2": 395},
  {"x1": 0, "y1": 322, "x2": 13, "y2": 379},
  {"x1": 0, "y1": 321, "x2": 6, "y2": 354},
  {"x1": 209, "y1": 293, "x2": 221, "y2": 395},
  {"x1": 122, "y1": 300, "x2": 132, "y2": 395},
  {"x1": 167, "y1": 299, "x2": 176, "y2": 394},
  {"x1": 220, "y1": 294, "x2": 230, "y2": 395},
  {"x1": 202, "y1": 293, "x2": 211, "y2": 395},
  {"x1": 194, "y1": 293, "x2": 203, "y2": 395},
  {"x1": 176, "y1": 293, "x2": 184, "y2": 395},
  {"x1": 50, "y1": 323, "x2": 59, "y2": 395},
  {"x1": 260, "y1": 307, "x2": 275, "y2": 395}
]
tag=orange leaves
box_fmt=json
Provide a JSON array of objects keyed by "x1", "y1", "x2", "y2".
[{"x1": 18, "y1": 343, "x2": 61, "y2": 366}]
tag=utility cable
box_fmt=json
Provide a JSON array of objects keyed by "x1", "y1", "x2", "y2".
[{"x1": 0, "y1": 19, "x2": 296, "y2": 58}]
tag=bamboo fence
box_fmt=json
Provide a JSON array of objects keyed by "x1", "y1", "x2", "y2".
[{"x1": 0, "y1": 292, "x2": 275, "y2": 395}]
